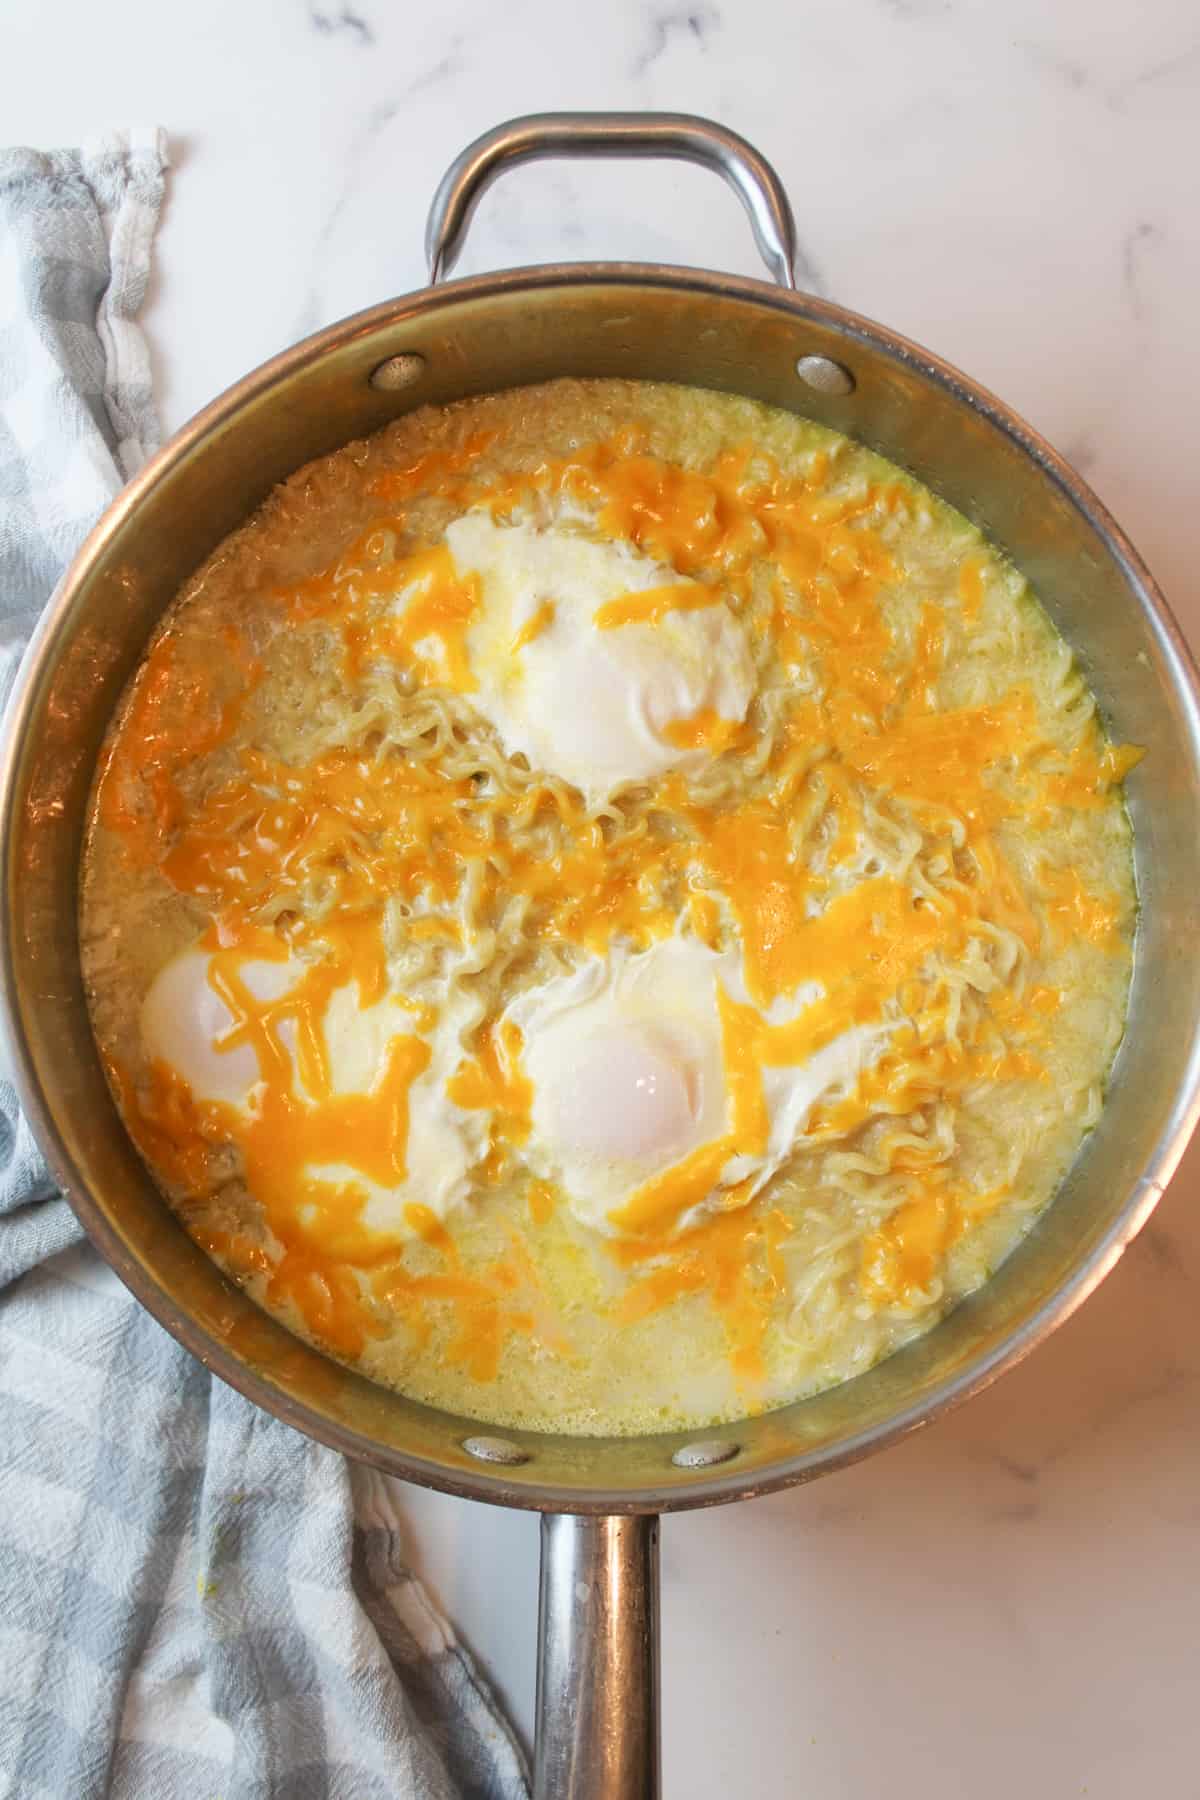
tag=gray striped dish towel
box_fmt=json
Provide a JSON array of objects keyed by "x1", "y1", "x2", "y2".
[{"x1": 0, "y1": 129, "x2": 529, "y2": 1800}]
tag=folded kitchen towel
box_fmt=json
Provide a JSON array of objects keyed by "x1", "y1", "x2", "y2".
[{"x1": 0, "y1": 129, "x2": 529, "y2": 1800}]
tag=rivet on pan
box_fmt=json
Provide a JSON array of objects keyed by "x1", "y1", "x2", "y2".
[
  {"x1": 795, "y1": 354, "x2": 856, "y2": 396},
  {"x1": 671, "y1": 1439, "x2": 740, "y2": 1469},
  {"x1": 370, "y1": 352, "x2": 428, "y2": 392},
  {"x1": 462, "y1": 1434, "x2": 531, "y2": 1466}
]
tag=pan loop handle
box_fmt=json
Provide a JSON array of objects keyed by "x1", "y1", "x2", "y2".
[{"x1": 424, "y1": 111, "x2": 798, "y2": 289}]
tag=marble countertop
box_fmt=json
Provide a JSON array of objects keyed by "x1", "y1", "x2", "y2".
[{"x1": 10, "y1": 1, "x2": 1199, "y2": 1791}]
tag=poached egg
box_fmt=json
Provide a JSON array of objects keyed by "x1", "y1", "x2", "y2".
[
  {"x1": 504, "y1": 937, "x2": 887, "y2": 1236},
  {"x1": 436, "y1": 512, "x2": 756, "y2": 801},
  {"x1": 141, "y1": 942, "x2": 484, "y2": 1234}
]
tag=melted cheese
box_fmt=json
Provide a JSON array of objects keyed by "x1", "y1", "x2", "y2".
[{"x1": 592, "y1": 581, "x2": 721, "y2": 629}]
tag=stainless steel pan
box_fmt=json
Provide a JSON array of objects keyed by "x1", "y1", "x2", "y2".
[{"x1": 3, "y1": 115, "x2": 1199, "y2": 1798}]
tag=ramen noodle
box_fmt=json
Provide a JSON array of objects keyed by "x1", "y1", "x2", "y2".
[{"x1": 80, "y1": 379, "x2": 1138, "y2": 1434}]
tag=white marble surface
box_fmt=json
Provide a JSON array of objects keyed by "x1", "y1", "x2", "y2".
[{"x1": 10, "y1": 1, "x2": 1200, "y2": 1791}]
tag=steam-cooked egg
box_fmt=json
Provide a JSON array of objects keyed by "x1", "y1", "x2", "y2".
[
  {"x1": 503, "y1": 938, "x2": 887, "y2": 1235},
  {"x1": 140, "y1": 944, "x2": 485, "y2": 1231},
  {"x1": 441, "y1": 513, "x2": 756, "y2": 801}
]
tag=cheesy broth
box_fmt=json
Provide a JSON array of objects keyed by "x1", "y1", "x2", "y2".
[{"x1": 80, "y1": 379, "x2": 1138, "y2": 1434}]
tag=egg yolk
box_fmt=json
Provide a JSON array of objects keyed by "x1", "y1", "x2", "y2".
[{"x1": 545, "y1": 1023, "x2": 699, "y2": 1164}]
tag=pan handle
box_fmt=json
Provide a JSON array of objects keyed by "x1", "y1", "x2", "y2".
[
  {"x1": 425, "y1": 111, "x2": 797, "y2": 290},
  {"x1": 534, "y1": 1512, "x2": 661, "y2": 1799}
]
